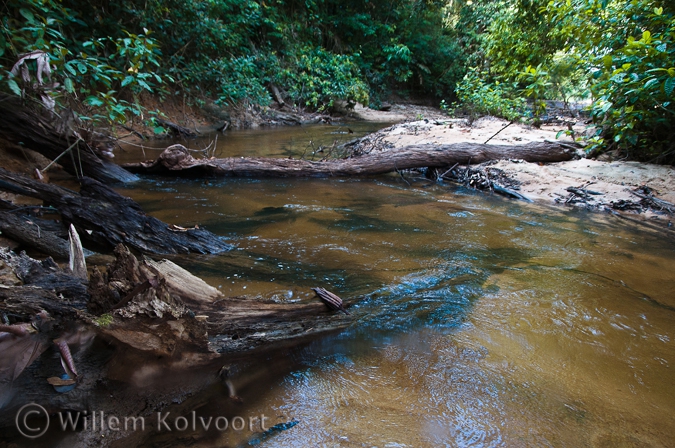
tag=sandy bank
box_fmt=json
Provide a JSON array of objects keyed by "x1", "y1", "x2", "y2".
[{"x1": 360, "y1": 115, "x2": 675, "y2": 225}]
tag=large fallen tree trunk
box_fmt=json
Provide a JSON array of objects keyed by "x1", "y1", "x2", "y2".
[
  {"x1": 122, "y1": 141, "x2": 577, "y2": 177},
  {"x1": 0, "y1": 168, "x2": 232, "y2": 255},
  {"x1": 0, "y1": 93, "x2": 137, "y2": 183},
  {"x1": 0, "y1": 245, "x2": 357, "y2": 438}
]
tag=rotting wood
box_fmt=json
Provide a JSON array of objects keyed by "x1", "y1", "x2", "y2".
[
  {"x1": 122, "y1": 141, "x2": 577, "y2": 178},
  {"x1": 0, "y1": 168, "x2": 233, "y2": 255},
  {"x1": 268, "y1": 83, "x2": 286, "y2": 107},
  {"x1": 0, "y1": 248, "x2": 89, "y2": 309},
  {"x1": 0, "y1": 93, "x2": 138, "y2": 183}
]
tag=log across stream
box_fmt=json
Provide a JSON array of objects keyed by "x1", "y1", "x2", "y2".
[{"x1": 122, "y1": 141, "x2": 576, "y2": 177}]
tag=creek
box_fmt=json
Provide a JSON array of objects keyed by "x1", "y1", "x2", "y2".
[{"x1": 111, "y1": 123, "x2": 675, "y2": 447}]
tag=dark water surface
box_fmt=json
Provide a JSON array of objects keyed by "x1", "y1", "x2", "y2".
[{"x1": 112, "y1": 124, "x2": 675, "y2": 447}]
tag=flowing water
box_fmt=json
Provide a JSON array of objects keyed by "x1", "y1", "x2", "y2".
[{"x1": 112, "y1": 124, "x2": 675, "y2": 447}]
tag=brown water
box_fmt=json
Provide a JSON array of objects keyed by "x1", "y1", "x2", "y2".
[{"x1": 115, "y1": 125, "x2": 675, "y2": 447}]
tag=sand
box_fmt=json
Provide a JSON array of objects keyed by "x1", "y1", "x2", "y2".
[{"x1": 351, "y1": 109, "x2": 675, "y2": 225}]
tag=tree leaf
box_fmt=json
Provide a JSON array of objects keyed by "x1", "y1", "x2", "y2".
[
  {"x1": 665, "y1": 77, "x2": 675, "y2": 97},
  {"x1": 137, "y1": 79, "x2": 152, "y2": 92},
  {"x1": 121, "y1": 76, "x2": 134, "y2": 87},
  {"x1": 64, "y1": 77, "x2": 75, "y2": 93},
  {"x1": 7, "y1": 79, "x2": 22, "y2": 96},
  {"x1": 19, "y1": 8, "x2": 35, "y2": 23},
  {"x1": 85, "y1": 95, "x2": 105, "y2": 107}
]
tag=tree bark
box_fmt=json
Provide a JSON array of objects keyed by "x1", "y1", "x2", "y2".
[
  {"x1": 0, "y1": 168, "x2": 232, "y2": 255},
  {"x1": 123, "y1": 141, "x2": 577, "y2": 178},
  {"x1": 0, "y1": 93, "x2": 137, "y2": 183}
]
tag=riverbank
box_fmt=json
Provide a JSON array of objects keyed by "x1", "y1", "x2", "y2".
[{"x1": 353, "y1": 114, "x2": 675, "y2": 227}]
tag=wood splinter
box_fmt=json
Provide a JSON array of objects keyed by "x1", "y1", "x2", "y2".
[{"x1": 312, "y1": 287, "x2": 350, "y2": 315}]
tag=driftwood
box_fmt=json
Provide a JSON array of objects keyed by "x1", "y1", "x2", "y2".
[
  {"x1": 435, "y1": 162, "x2": 533, "y2": 202},
  {"x1": 123, "y1": 141, "x2": 577, "y2": 178},
  {"x1": 0, "y1": 168, "x2": 232, "y2": 255},
  {"x1": 0, "y1": 93, "x2": 137, "y2": 183},
  {"x1": 630, "y1": 187, "x2": 675, "y2": 214},
  {"x1": 88, "y1": 245, "x2": 355, "y2": 355}
]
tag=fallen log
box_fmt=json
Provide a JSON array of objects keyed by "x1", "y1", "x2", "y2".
[
  {"x1": 0, "y1": 208, "x2": 71, "y2": 259},
  {"x1": 0, "y1": 168, "x2": 232, "y2": 255},
  {"x1": 89, "y1": 245, "x2": 355, "y2": 355},
  {"x1": 0, "y1": 93, "x2": 137, "y2": 183},
  {"x1": 122, "y1": 141, "x2": 577, "y2": 178}
]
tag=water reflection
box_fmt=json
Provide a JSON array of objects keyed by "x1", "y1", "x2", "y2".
[{"x1": 111, "y1": 126, "x2": 675, "y2": 447}]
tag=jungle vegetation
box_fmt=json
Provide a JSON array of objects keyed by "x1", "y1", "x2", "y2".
[{"x1": 1, "y1": 0, "x2": 673, "y2": 161}]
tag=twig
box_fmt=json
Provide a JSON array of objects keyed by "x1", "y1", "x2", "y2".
[
  {"x1": 484, "y1": 121, "x2": 513, "y2": 144},
  {"x1": 439, "y1": 163, "x2": 459, "y2": 180},
  {"x1": 41, "y1": 138, "x2": 82, "y2": 173},
  {"x1": 493, "y1": 184, "x2": 532, "y2": 202},
  {"x1": 395, "y1": 162, "x2": 410, "y2": 186}
]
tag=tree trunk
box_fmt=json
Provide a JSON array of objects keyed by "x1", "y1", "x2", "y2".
[
  {"x1": 123, "y1": 141, "x2": 577, "y2": 178},
  {"x1": 0, "y1": 168, "x2": 232, "y2": 255},
  {"x1": 0, "y1": 93, "x2": 137, "y2": 183}
]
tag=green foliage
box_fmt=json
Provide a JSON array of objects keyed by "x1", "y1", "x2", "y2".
[
  {"x1": 454, "y1": 69, "x2": 525, "y2": 121},
  {"x1": 200, "y1": 56, "x2": 271, "y2": 107},
  {"x1": 548, "y1": 0, "x2": 675, "y2": 161},
  {"x1": 448, "y1": 0, "x2": 675, "y2": 162},
  {"x1": 275, "y1": 46, "x2": 369, "y2": 110},
  {"x1": 1, "y1": 0, "x2": 168, "y2": 125},
  {"x1": 1, "y1": 0, "x2": 462, "y2": 123},
  {"x1": 517, "y1": 64, "x2": 552, "y2": 120}
]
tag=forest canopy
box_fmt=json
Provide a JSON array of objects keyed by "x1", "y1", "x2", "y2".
[{"x1": 1, "y1": 0, "x2": 673, "y2": 161}]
